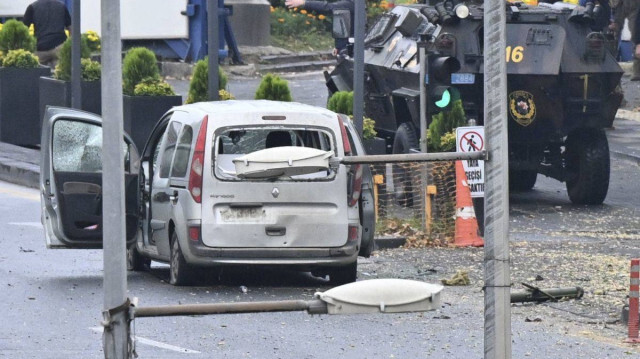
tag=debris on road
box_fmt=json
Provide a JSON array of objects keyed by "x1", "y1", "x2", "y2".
[{"x1": 441, "y1": 270, "x2": 470, "y2": 286}]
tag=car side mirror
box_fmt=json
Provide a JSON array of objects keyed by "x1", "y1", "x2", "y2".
[{"x1": 332, "y1": 9, "x2": 351, "y2": 39}]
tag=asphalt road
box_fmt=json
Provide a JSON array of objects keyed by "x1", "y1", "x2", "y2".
[{"x1": 2, "y1": 161, "x2": 640, "y2": 358}]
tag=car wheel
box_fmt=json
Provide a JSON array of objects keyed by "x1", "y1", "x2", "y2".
[
  {"x1": 127, "y1": 243, "x2": 150, "y2": 272},
  {"x1": 509, "y1": 169, "x2": 537, "y2": 191},
  {"x1": 392, "y1": 123, "x2": 419, "y2": 207},
  {"x1": 169, "y1": 232, "x2": 192, "y2": 286},
  {"x1": 328, "y1": 261, "x2": 357, "y2": 285},
  {"x1": 564, "y1": 129, "x2": 610, "y2": 205}
]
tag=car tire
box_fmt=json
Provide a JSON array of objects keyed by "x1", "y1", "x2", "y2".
[
  {"x1": 127, "y1": 243, "x2": 150, "y2": 272},
  {"x1": 392, "y1": 123, "x2": 419, "y2": 207},
  {"x1": 328, "y1": 261, "x2": 357, "y2": 285},
  {"x1": 509, "y1": 169, "x2": 537, "y2": 191},
  {"x1": 169, "y1": 231, "x2": 193, "y2": 286},
  {"x1": 564, "y1": 129, "x2": 610, "y2": 205}
]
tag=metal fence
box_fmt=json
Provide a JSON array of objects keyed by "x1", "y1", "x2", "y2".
[{"x1": 369, "y1": 161, "x2": 458, "y2": 247}]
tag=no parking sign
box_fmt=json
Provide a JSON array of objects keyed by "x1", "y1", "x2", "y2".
[{"x1": 456, "y1": 126, "x2": 485, "y2": 198}]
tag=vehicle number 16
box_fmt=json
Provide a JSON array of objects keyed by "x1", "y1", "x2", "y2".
[{"x1": 506, "y1": 46, "x2": 524, "y2": 63}]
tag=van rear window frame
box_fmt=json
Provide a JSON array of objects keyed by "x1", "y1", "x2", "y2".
[{"x1": 212, "y1": 125, "x2": 339, "y2": 182}]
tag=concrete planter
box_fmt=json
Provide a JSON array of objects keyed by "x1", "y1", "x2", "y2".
[
  {"x1": 0, "y1": 66, "x2": 51, "y2": 146},
  {"x1": 363, "y1": 137, "x2": 388, "y2": 155},
  {"x1": 39, "y1": 76, "x2": 102, "y2": 122},
  {"x1": 123, "y1": 95, "x2": 183, "y2": 151}
]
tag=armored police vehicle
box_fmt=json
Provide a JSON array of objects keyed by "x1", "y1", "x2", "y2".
[{"x1": 326, "y1": 1, "x2": 623, "y2": 205}]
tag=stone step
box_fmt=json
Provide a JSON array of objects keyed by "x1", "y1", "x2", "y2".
[
  {"x1": 259, "y1": 51, "x2": 333, "y2": 65},
  {"x1": 258, "y1": 60, "x2": 335, "y2": 73}
]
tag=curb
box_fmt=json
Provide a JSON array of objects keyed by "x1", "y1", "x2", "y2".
[
  {"x1": 0, "y1": 157, "x2": 39, "y2": 189},
  {"x1": 375, "y1": 236, "x2": 406, "y2": 250}
]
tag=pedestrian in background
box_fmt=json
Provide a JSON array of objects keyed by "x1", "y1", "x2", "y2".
[
  {"x1": 284, "y1": 0, "x2": 354, "y2": 56},
  {"x1": 23, "y1": 0, "x2": 71, "y2": 68},
  {"x1": 612, "y1": 0, "x2": 640, "y2": 80}
]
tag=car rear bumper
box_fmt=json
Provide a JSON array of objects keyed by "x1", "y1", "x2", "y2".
[{"x1": 184, "y1": 239, "x2": 359, "y2": 267}]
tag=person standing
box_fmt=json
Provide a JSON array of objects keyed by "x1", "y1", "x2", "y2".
[
  {"x1": 612, "y1": 0, "x2": 640, "y2": 80},
  {"x1": 284, "y1": 0, "x2": 354, "y2": 56},
  {"x1": 23, "y1": 0, "x2": 71, "y2": 68}
]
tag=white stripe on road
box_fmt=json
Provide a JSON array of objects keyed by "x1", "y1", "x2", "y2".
[
  {"x1": 8, "y1": 222, "x2": 42, "y2": 228},
  {"x1": 0, "y1": 186, "x2": 39, "y2": 201},
  {"x1": 90, "y1": 327, "x2": 200, "y2": 354}
]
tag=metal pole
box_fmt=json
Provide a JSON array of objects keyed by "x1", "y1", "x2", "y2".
[
  {"x1": 418, "y1": 37, "x2": 428, "y2": 231},
  {"x1": 101, "y1": 0, "x2": 129, "y2": 357},
  {"x1": 483, "y1": 0, "x2": 511, "y2": 357},
  {"x1": 70, "y1": 0, "x2": 81, "y2": 109},
  {"x1": 339, "y1": 150, "x2": 486, "y2": 164},
  {"x1": 135, "y1": 299, "x2": 328, "y2": 318},
  {"x1": 207, "y1": 0, "x2": 220, "y2": 101},
  {"x1": 352, "y1": 0, "x2": 365, "y2": 137},
  {"x1": 419, "y1": 43, "x2": 427, "y2": 153}
]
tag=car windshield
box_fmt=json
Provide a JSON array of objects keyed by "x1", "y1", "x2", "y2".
[{"x1": 214, "y1": 127, "x2": 336, "y2": 181}]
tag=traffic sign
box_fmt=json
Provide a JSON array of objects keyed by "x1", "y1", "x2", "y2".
[{"x1": 456, "y1": 126, "x2": 485, "y2": 198}]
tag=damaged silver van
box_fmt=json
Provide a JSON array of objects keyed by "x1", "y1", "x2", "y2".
[{"x1": 40, "y1": 101, "x2": 374, "y2": 286}]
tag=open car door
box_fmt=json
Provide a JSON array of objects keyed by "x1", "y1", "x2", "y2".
[{"x1": 40, "y1": 107, "x2": 140, "y2": 249}]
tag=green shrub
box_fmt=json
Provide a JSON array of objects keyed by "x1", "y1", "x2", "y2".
[
  {"x1": 133, "y1": 77, "x2": 176, "y2": 96},
  {"x1": 363, "y1": 117, "x2": 377, "y2": 140},
  {"x1": 81, "y1": 58, "x2": 101, "y2": 81},
  {"x1": 185, "y1": 58, "x2": 228, "y2": 104},
  {"x1": 53, "y1": 37, "x2": 91, "y2": 81},
  {"x1": 427, "y1": 99, "x2": 466, "y2": 152},
  {"x1": 255, "y1": 73, "x2": 292, "y2": 102},
  {"x1": 1, "y1": 49, "x2": 39, "y2": 68},
  {"x1": 0, "y1": 20, "x2": 36, "y2": 54},
  {"x1": 82, "y1": 31, "x2": 100, "y2": 53},
  {"x1": 122, "y1": 47, "x2": 160, "y2": 95},
  {"x1": 219, "y1": 89, "x2": 235, "y2": 101},
  {"x1": 327, "y1": 91, "x2": 353, "y2": 116}
]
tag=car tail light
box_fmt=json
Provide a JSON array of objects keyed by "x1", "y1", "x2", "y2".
[
  {"x1": 584, "y1": 32, "x2": 605, "y2": 62},
  {"x1": 337, "y1": 114, "x2": 352, "y2": 155},
  {"x1": 348, "y1": 164, "x2": 363, "y2": 207},
  {"x1": 188, "y1": 225, "x2": 201, "y2": 242},
  {"x1": 348, "y1": 225, "x2": 359, "y2": 242},
  {"x1": 189, "y1": 115, "x2": 208, "y2": 203}
]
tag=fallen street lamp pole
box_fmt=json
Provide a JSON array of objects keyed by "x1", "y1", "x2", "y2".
[
  {"x1": 510, "y1": 286, "x2": 584, "y2": 304},
  {"x1": 338, "y1": 150, "x2": 487, "y2": 165},
  {"x1": 132, "y1": 279, "x2": 443, "y2": 321}
]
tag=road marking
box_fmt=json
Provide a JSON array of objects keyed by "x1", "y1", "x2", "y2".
[
  {"x1": 8, "y1": 222, "x2": 42, "y2": 228},
  {"x1": 89, "y1": 327, "x2": 200, "y2": 354},
  {"x1": 0, "y1": 185, "x2": 39, "y2": 201}
]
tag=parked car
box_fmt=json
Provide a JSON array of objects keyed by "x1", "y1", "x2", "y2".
[{"x1": 40, "y1": 101, "x2": 375, "y2": 286}]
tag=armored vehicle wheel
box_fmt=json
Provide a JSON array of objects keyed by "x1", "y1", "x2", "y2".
[
  {"x1": 127, "y1": 243, "x2": 150, "y2": 272},
  {"x1": 565, "y1": 129, "x2": 610, "y2": 205},
  {"x1": 509, "y1": 170, "x2": 537, "y2": 191},
  {"x1": 392, "y1": 123, "x2": 419, "y2": 207},
  {"x1": 169, "y1": 232, "x2": 193, "y2": 286},
  {"x1": 328, "y1": 261, "x2": 358, "y2": 285}
]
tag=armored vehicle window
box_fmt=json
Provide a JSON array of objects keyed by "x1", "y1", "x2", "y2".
[{"x1": 365, "y1": 13, "x2": 397, "y2": 49}]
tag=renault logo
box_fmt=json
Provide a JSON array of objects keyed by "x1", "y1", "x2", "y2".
[{"x1": 271, "y1": 188, "x2": 280, "y2": 198}]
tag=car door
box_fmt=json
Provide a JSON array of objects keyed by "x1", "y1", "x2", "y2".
[
  {"x1": 341, "y1": 115, "x2": 376, "y2": 257},
  {"x1": 148, "y1": 113, "x2": 188, "y2": 258},
  {"x1": 40, "y1": 107, "x2": 140, "y2": 249}
]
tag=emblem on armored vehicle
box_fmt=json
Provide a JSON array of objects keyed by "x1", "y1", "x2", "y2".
[{"x1": 508, "y1": 90, "x2": 536, "y2": 127}]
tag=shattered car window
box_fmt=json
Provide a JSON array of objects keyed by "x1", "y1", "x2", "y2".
[
  {"x1": 214, "y1": 127, "x2": 335, "y2": 181},
  {"x1": 52, "y1": 119, "x2": 128, "y2": 173}
]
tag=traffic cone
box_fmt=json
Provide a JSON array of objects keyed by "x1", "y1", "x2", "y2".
[{"x1": 453, "y1": 161, "x2": 484, "y2": 247}]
